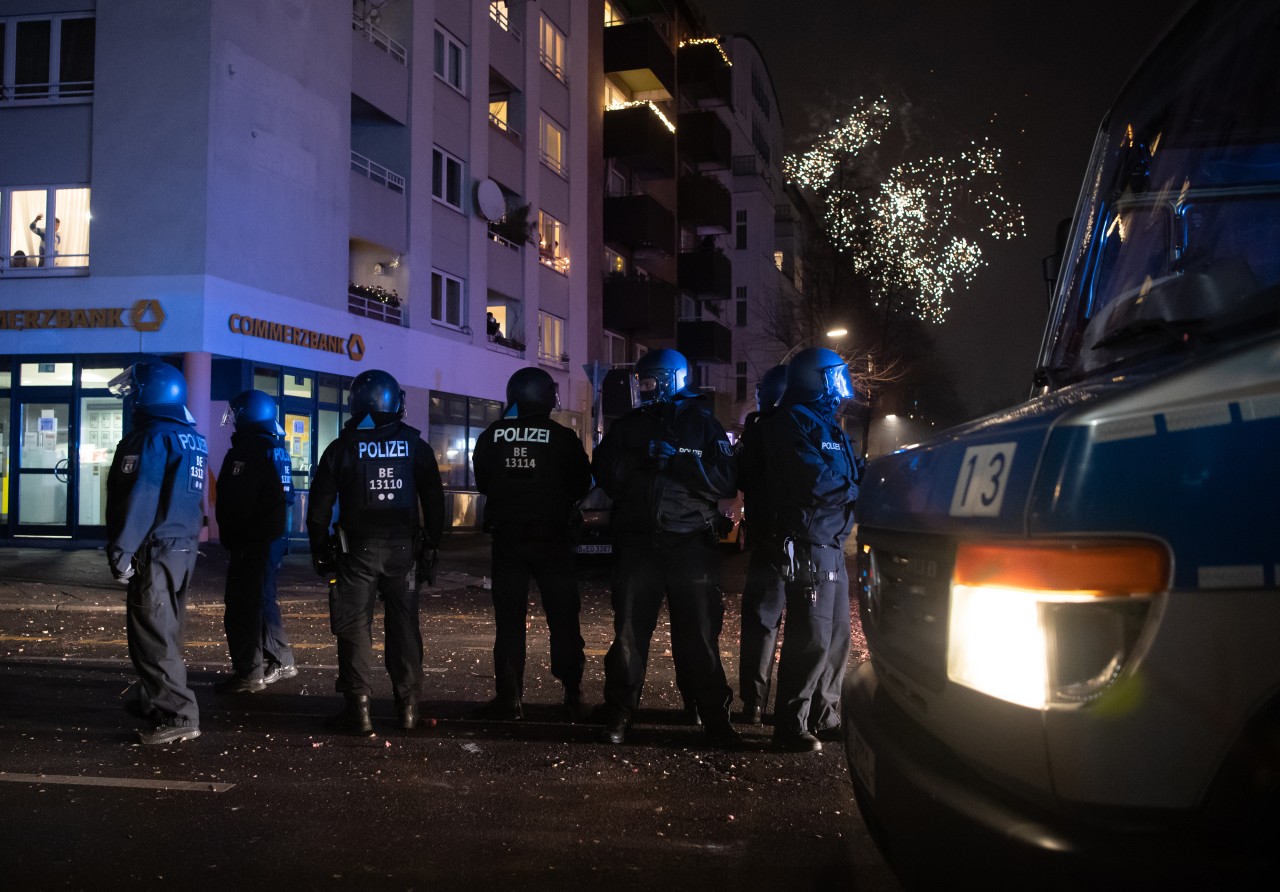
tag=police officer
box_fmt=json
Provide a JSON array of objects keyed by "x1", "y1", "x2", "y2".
[
  {"x1": 594, "y1": 349, "x2": 741, "y2": 747},
  {"x1": 758, "y1": 348, "x2": 860, "y2": 752},
  {"x1": 735, "y1": 364, "x2": 788, "y2": 724},
  {"x1": 105, "y1": 361, "x2": 208, "y2": 745},
  {"x1": 214, "y1": 390, "x2": 297, "y2": 693},
  {"x1": 471, "y1": 368, "x2": 593, "y2": 721},
  {"x1": 306, "y1": 370, "x2": 445, "y2": 735}
]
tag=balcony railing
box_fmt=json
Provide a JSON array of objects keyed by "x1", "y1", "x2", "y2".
[
  {"x1": 489, "y1": 2, "x2": 523, "y2": 41},
  {"x1": 488, "y1": 112, "x2": 522, "y2": 142},
  {"x1": 351, "y1": 152, "x2": 405, "y2": 193},
  {"x1": 348, "y1": 289, "x2": 405, "y2": 326},
  {"x1": 352, "y1": 12, "x2": 407, "y2": 64},
  {"x1": 0, "y1": 80, "x2": 93, "y2": 103}
]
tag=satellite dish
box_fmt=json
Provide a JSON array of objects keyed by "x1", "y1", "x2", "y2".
[{"x1": 476, "y1": 179, "x2": 506, "y2": 221}]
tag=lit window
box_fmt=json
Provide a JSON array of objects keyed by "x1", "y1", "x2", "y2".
[
  {"x1": 0, "y1": 14, "x2": 95, "y2": 102},
  {"x1": 604, "y1": 2, "x2": 625, "y2": 27},
  {"x1": 538, "y1": 311, "x2": 566, "y2": 362},
  {"x1": 431, "y1": 270, "x2": 466, "y2": 329},
  {"x1": 539, "y1": 15, "x2": 567, "y2": 82},
  {"x1": 604, "y1": 80, "x2": 628, "y2": 109},
  {"x1": 605, "y1": 248, "x2": 626, "y2": 276},
  {"x1": 537, "y1": 210, "x2": 568, "y2": 274},
  {"x1": 540, "y1": 115, "x2": 566, "y2": 176},
  {"x1": 774, "y1": 251, "x2": 784, "y2": 270},
  {"x1": 3, "y1": 185, "x2": 91, "y2": 270},
  {"x1": 433, "y1": 26, "x2": 466, "y2": 93},
  {"x1": 432, "y1": 147, "x2": 464, "y2": 210},
  {"x1": 489, "y1": 1, "x2": 511, "y2": 32}
]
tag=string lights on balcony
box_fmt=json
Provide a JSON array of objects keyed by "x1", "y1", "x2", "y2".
[
  {"x1": 679, "y1": 37, "x2": 732, "y2": 66},
  {"x1": 605, "y1": 100, "x2": 676, "y2": 134}
]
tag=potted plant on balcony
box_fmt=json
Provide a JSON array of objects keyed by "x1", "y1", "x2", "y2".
[{"x1": 489, "y1": 204, "x2": 537, "y2": 246}]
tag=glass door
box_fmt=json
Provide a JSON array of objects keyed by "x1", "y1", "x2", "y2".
[
  {"x1": 15, "y1": 397, "x2": 72, "y2": 535},
  {"x1": 76, "y1": 395, "x2": 123, "y2": 534}
]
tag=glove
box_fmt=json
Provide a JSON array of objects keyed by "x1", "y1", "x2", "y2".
[
  {"x1": 112, "y1": 564, "x2": 135, "y2": 584},
  {"x1": 648, "y1": 440, "x2": 677, "y2": 460},
  {"x1": 313, "y1": 559, "x2": 335, "y2": 579}
]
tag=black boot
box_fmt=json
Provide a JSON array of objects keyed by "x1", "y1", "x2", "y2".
[
  {"x1": 563, "y1": 686, "x2": 589, "y2": 723},
  {"x1": 397, "y1": 698, "x2": 419, "y2": 731},
  {"x1": 331, "y1": 694, "x2": 374, "y2": 736}
]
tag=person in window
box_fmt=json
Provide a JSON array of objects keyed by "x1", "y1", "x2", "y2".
[
  {"x1": 487, "y1": 312, "x2": 502, "y2": 340},
  {"x1": 30, "y1": 214, "x2": 60, "y2": 266}
]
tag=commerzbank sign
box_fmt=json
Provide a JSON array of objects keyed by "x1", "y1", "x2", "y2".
[
  {"x1": 0, "y1": 299, "x2": 166, "y2": 332},
  {"x1": 229, "y1": 313, "x2": 365, "y2": 361}
]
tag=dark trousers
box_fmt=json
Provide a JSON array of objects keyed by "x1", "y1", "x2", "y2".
[
  {"x1": 224, "y1": 536, "x2": 294, "y2": 679},
  {"x1": 774, "y1": 545, "x2": 851, "y2": 736},
  {"x1": 603, "y1": 536, "x2": 733, "y2": 725},
  {"x1": 328, "y1": 538, "x2": 421, "y2": 703},
  {"x1": 490, "y1": 536, "x2": 585, "y2": 700},
  {"x1": 738, "y1": 545, "x2": 787, "y2": 708},
  {"x1": 125, "y1": 537, "x2": 200, "y2": 727}
]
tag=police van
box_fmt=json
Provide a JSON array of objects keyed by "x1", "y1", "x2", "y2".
[{"x1": 842, "y1": 1, "x2": 1280, "y2": 886}]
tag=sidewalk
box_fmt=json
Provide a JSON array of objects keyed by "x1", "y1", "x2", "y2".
[{"x1": 0, "y1": 532, "x2": 495, "y2": 611}]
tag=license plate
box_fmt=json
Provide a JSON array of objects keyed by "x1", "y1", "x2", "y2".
[
  {"x1": 576, "y1": 544, "x2": 612, "y2": 554},
  {"x1": 850, "y1": 726, "x2": 876, "y2": 799}
]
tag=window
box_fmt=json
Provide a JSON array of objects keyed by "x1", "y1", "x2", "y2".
[
  {"x1": 604, "y1": 80, "x2": 628, "y2": 109},
  {"x1": 433, "y1": 26, "x2": 465, "y2": 93},
  {"x1": 774, "y1": 250, "x2": 784, "y2": 271},
  {"x1": 3, "y1": 185, "x2": 91, "y2": 270},
  {"x1": 605, "y1": 247, "x2": 626, "y2": 276},
  {"x1": 538, "y1": 311, "x2": 566, "y2": 362},
  {"x1": 431, "y1": 270, "x2": 466, "y2": 329},
  {"x1": 537, "y1": 210, "x2": 568, "y2": 274},
  {"x1": 432, "y1": 147, "x2": 464, "y2": 210},
  {"x1": 1, "y1": 14, "x2": 94, "y2": 102},
  {"x1": 540, "y1": 115, "x2": 566, "y2": 176},
  {"x1": 429, "y1": 392, "x2": 503, "y2": 490},
  {"x1": 605, "y1": 331, "x2": 627, "y2": 364},
  {"x1": 604, "y1": 2, "x2": 626, "y2": 27},
  {"x1": 735, "y1": 286, "x2": 748, "y2": 326},
  {"x1": 736, "y1": 362, "x2": 749, "y2": 402},
  {"x1": 735, "y1": 209, "x2": 748, "y2": 250},
  {"x1": 489, "y1": 2, "x2": 513, "y2": 33},
  {"x1": 539, "y1": 15, "x2": 567, "y2": 82}
]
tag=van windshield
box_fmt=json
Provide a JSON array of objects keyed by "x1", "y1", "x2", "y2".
[{"x1": 1040, "y1": 0, "x2": 1280, "y2": 385}]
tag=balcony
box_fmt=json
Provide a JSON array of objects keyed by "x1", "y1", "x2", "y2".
[
  {"x1": 603, "y1": 18, "x2": 675, "y2": 100},
  {"x1": 677, "y1": 39, "x2": 732, "y2": 107},
  {"x1": 678, "y1": 111, "x2": 731, "y2": 170},
  {"x1": 348, "y1": 286, "x2": 405, "y2": 327},
  {"x1": 677, "y1": 319, "x2": 732, "y2": 364},
  {"x1": 678, "y1": 174, "x2": 731, "y2": 235},
  {"x1": 604, "y1": 193, "x2": 676, "y2": 256},
  {"x1": 604, "y1": 103, "x2": 676, "y2": 180},
  {"x1": 678, "y1": 247, "x2": 732, "y2": 300},
  {"x1": 602, "y1": 275, "x2": 678, "y2": 339}
]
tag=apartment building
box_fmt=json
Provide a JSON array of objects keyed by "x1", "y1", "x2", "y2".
[
  {"x1": 0, "y1": 0, "x2": 794, "y2": 547},
  {"x1": 0, "y1": 0, "x2": 595, "y2": 544}
]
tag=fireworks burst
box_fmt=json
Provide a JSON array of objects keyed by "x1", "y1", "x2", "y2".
[{"x1": 784, "y1": 98, "x2": 1025, "y2": 322}]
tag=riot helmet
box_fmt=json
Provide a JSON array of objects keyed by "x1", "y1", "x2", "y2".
[
  {"x1": 506, "y1": 367, "x2": 559, "y2": 417},
  {"x1": 634, "y1": 349, "x2": 690, "y2": 404},
  {"x1": 756, "y1": 364, "x2": 788, "y2": 412},
  {"x1": 108, "y1": 361, "x2": 195, "y2": 422},
  {"x1": 349, "y1": 369, "x2": 405, "y2": 420},
  {"x1": 785, "y1": 348, "x2": 854, "y2": 410},
  {"x1": 221, "y1": 389, "x2": 284, "y2": 435}
]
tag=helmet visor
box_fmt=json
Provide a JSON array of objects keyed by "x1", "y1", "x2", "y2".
[
  {"x1": 221, "y1": 404, "x2": 237, "y2": 427},
  {"x1": 824, "y1": 364, "x2": 855, "y2": 401},
  {"x1": 107, "y1": 367, "x2": 136, "y2": 399}
]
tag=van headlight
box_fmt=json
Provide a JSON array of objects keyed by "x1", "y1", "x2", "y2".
[{"x1": 946, "y1": 540, "x2": 1169, "y2": 709}]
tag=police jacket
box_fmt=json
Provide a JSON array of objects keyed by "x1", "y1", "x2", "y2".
[
  {"x1": 216, "y1": 429, "x2": 294, "y2": 549},
  {"x1": 735, "y1": 407, "x2": 779, "y2": 540},
  {"x1": 305, "y1": 416, "x2": 445, "y2": 555},
  {"x1": 472, "y1": 412, "x2": 592, "y2": 539},
  {"x1": 593, "y1": 392, "x2": 736, "y2": 543},
  {"x1": 106, "y1": 411, "x2": 209, "y2": 575},
  {"x1": 758, "y1": 399, "x2": 859, "y2": 548}
]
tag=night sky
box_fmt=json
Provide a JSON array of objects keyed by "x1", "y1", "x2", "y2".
[{"x1": 695, "y1": 0, "x2": 1190, "y2": 416}]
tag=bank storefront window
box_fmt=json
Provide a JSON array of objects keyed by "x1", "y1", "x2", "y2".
[{"x1": 428, "y1": 391, "x2": 502, "y2": 528}]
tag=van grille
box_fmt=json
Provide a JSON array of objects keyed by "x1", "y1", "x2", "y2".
[{"x1": 857, "y1": 529, "x2": 955, "y2": 693}]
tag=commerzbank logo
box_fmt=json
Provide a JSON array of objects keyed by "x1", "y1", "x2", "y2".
[{"x1": 0, "y1": 299, "x2": 166, "y2": 332}]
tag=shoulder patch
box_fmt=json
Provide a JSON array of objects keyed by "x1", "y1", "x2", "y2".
[
  {"x1": 232, "y1": 461, "x2": 246, "y2": 476},
  {"x1": 718, "y1": 440, "x2": 734, "y2": 456},
  {"x1": 121, "y1": 455, "x2": 139, "y2": 475}
]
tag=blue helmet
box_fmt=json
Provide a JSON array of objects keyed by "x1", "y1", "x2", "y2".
[
  {"x1": 785, "y1": 348, "x2": 854, "y2": 407},
  {"x1": 756, "y1": 364, "x2": 788, "y2": 412},
  {"x1": 349, "y1": 369, "x2": 404, "y2": 419},
  {"x1": 634, "y1": 349, "x2": 690, "y2": 404},
  {"x1": 109, "y1": 362, "x2": 194, "y2": 421},
  {"x1": 222, "y1": 389, "x2": 283, "y2": 435},
  {"x1": 506, "y1": 367, "x2": 559, "y2": 417}
]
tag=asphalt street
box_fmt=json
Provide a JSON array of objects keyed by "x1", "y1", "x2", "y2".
[{"x1": 0, "y1": 536, "x2": 897, "y2": 892}]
